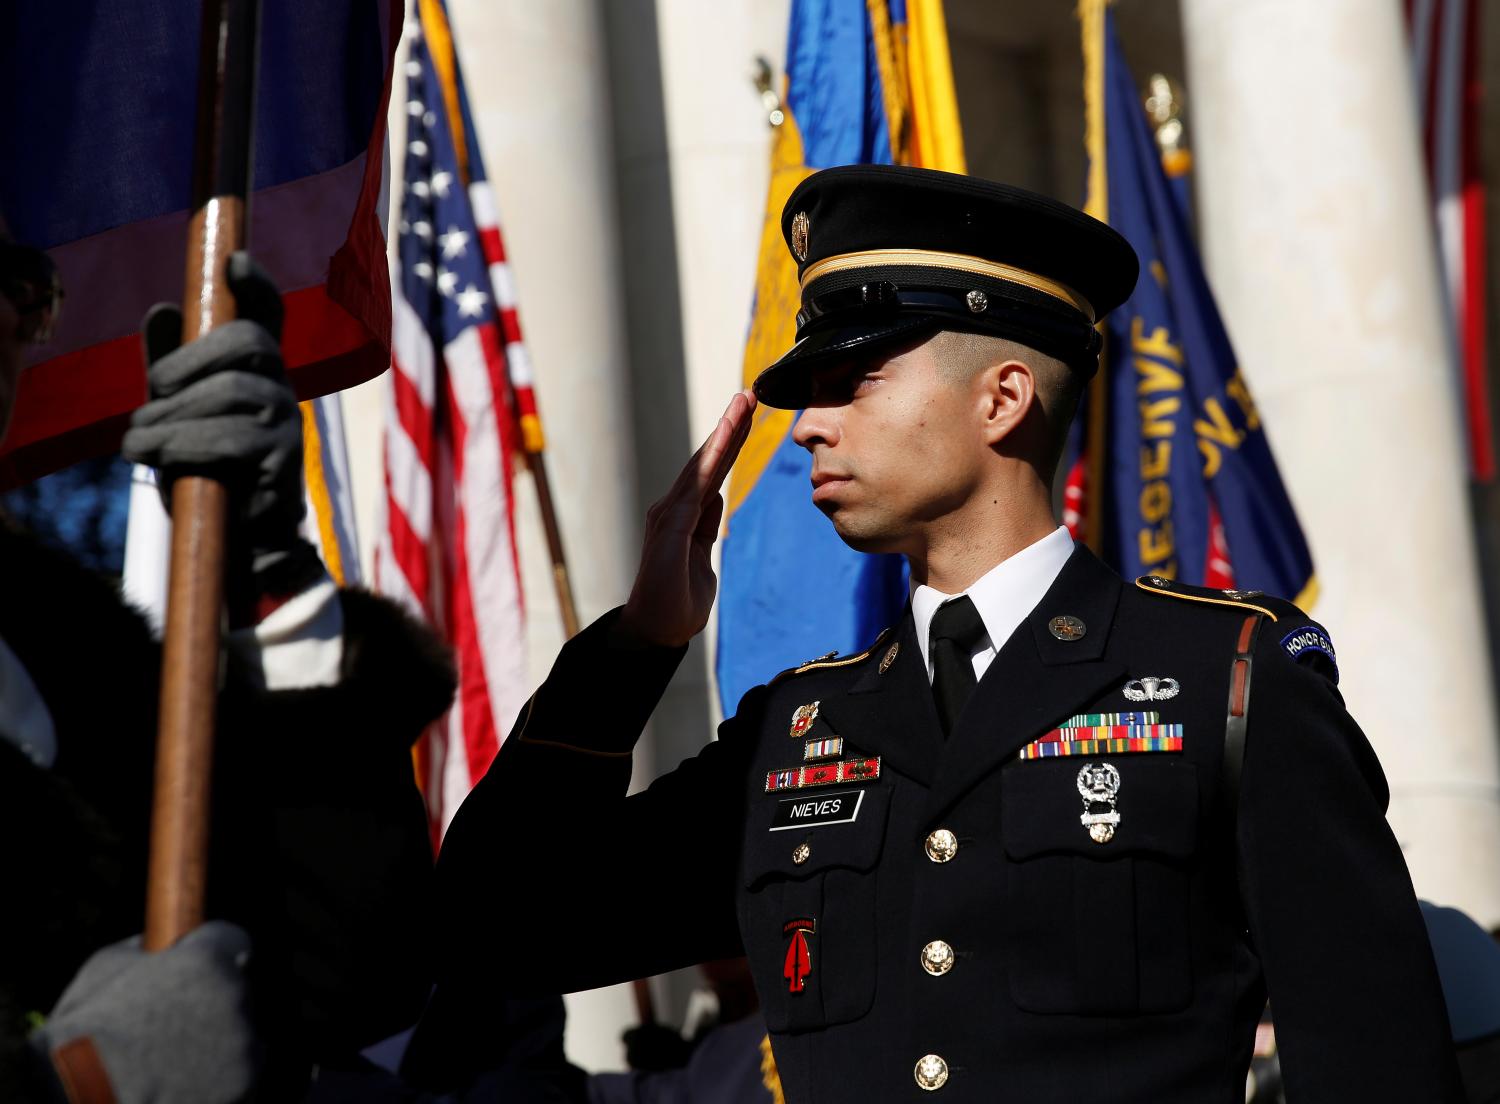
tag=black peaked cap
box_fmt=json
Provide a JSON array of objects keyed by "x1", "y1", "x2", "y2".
[{"x1": 753, "y1": 165, "x2": 1140, "y2": 409}]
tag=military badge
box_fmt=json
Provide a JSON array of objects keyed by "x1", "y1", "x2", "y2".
[
  {"x1": 1122, "y1": 675, "x2": 1180, "y2": 701},
  {"x1": 878, "y1": 641, "x2": 899, "y2": 674},
  {"x1": 1048, "y1": 614, "x2": 1087, "y2": 641},
  {"x1": 1077, "y1": 761, "x2": 1122, "y2": 844},
  {"x1": 783, "y1": 917, "x2": 816, "y2": 993},
  {"x1": 789, "y1": 701, "x2": 820, "y2": 738},
  {"x1": 791, "y1": 210, "x2": 811, "y2": 262}
]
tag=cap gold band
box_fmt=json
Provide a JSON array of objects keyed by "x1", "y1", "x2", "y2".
[{"x1": 799, "y1": 247, "x2": 1095, "y2": 322}]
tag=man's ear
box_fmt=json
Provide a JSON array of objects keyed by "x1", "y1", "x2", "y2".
[{"x1": 978, "y1": 358, "x2": 1038, "y2": 448}]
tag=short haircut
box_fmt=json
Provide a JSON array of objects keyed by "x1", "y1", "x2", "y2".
[{"x1": 928, "y1": 329, "x2": 1084, "y2": 478}]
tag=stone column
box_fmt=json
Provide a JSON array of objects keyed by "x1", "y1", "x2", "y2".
[{"x1": 1182, "y1": 0, "x2": 1500, "y2": 923}]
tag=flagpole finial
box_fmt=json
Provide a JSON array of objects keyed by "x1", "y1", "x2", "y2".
[
  {"x1": 1143, "y1": 73, "x2": 1191, "y2": 177},
  {"x1": 753, "y1": 57, "x2": 786, "y2": 128}
]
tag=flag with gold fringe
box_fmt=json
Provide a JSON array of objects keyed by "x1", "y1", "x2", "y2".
[
  {"x1": 1066, "y1": 0, "x2": 1315, "y2": 606},
  {"x1": 717, "y1": 0, "x2": 965, "y2": 711}
]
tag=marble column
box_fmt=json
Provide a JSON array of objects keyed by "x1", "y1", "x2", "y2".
[{"x1": 1182, "y1": 0, "x2": 1500, "y2": 923}]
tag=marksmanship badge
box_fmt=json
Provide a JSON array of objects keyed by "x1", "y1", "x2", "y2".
[{"x1": 1077, "y1": 761, "x2": 1122, "y2": 844}]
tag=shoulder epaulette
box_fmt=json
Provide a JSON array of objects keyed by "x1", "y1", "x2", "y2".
[
  {"x1": 768, "y1": 626, "x2": 895, "y2": 686},
  {"x1": 1133, "y1": 574, "x2": 1287, "y2": 622},
  {"x1": 1135, "y1": 575, "x2": 1338, "y2": 683}
]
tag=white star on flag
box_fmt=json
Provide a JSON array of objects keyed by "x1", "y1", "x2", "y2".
[
  {"x1": 455, "y1": 284, "x2": 488, "y2": 318},
  {"x1": 413, "y1": 261, "x2": 434, "y2": 283},
  {"x1": 413, "y1": 220, "x2": 433, "y2": 240},
  {"x1": 431, "y1": 170, "x2": 454, "y2": 199},
  {"x1": 407, "y1": 99, "x2": 424, "y2": 117},
  {"x1": 409, "y1": 139, "x2": 428, "y2": 157},
  {"x1": 438, "y1": 226, "x2": 469, "y2": 259},
  {"x1": 436, "y1": 268, "x2": 459, "y2": 296},
  {"x1": 412, "y1": 180, "x2": 430, "y2": 198}
]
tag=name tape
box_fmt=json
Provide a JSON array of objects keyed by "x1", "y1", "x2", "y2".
[{"x1": 770, "y1": 788, "x2": 865, "y2": 831}]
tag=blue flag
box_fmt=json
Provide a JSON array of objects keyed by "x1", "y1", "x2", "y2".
[
  {"x1": 1073, "y1": 4, "x2": 1316, "y2": 605},
  {"x1": 718, "y1": 1, "x2": 904, "y2": 714}
]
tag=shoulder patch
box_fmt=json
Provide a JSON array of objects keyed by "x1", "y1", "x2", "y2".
[
  {"x1": 1278, "y1": 622, "x2": 1339, "y2": 684},
  {"x1": 1133, "y1": 575, "x2": 1283, "y2": 621},
  {"x1": 768, "y1": 627, "x2": 894, "y2": 686}
]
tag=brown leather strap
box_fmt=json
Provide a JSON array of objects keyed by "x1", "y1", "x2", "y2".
[
  {"x1": 1222, "y1": 613, "x2": 1264, "y2": 821},
  {"x1": 51, "y1": 1037, "x2": 118, "y2": 1104}
]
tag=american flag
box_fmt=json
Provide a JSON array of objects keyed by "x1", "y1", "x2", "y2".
[
  {"x1": 1407, "y1": 0, "x2": 1493, "y2": 480},
  {"x1": 376, "y1": 12, "x2": 528, "y2": 843}
]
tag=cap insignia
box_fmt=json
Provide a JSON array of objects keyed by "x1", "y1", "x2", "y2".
[
  {"x1": 791, "y1": 211, "x2": 810, "y2": 262},
  {"x1": 966, "y1": 289, "x2": 988, "y2": 313}
]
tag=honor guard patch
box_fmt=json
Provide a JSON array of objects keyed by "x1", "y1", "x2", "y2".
[
  {"x1": 1281, "y1": 624, "x2": 1338, "y2": 681},
  {"x1": 771, "y1": 788, "x2": 864, "y2": 830},
  {"x1": 765, "y1": 757, "x2": 881, "y2": 792},
  {"x1": 803, "y1": 736, "x2": 843, "y2": 761},
  {"x1": 789, "y1": 702, "x2": 820, "y2": 738}
]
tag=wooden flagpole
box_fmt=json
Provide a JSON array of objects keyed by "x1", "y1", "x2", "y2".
[{"x1": 143, "y1": 0, "x2": 261, "y2": 951}]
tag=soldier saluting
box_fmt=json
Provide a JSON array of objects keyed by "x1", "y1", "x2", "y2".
[{"x1": 420, "y1": 167, "x2": 1461, "y2": 1101}]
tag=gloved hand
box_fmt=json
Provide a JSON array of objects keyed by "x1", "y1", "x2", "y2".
[
  {"x1": 121, "y1": 252, "x2": 316, "y2": 591},
  {"x1": 31, "y1": 921, "x2": 259, "y2": 1104}
]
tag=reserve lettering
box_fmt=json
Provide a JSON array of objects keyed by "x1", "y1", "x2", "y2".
[{"x1": 1130, "y1": 315, "x2": 1271, "y2": 579}]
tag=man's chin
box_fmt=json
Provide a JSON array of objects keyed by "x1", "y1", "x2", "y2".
[{"x1": 820, "y1": 509, "x2": 903, "y2": 555}]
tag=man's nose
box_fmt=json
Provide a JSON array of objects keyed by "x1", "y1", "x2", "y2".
[{"x1": 792, "y1": 406, "x2": 839, "y2": 451}]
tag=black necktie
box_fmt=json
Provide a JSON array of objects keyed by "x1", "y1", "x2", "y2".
[{"x1": 929, "y1": 596, "x2": 988, "y2": 738}]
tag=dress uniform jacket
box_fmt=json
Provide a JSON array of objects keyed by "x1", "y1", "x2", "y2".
[{"x1": 431, "y1": 545, "x2": 1462, "y2": 1102}]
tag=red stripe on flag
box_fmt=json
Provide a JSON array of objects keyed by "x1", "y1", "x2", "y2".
[
  {"x1": 1459, "y1": 0, "x2": 1494, "y2": 478},
  {"x1": 478, "y1": 227, "x2": 506, "y2": 265},
  {"x1": 0, "y1": 284, "x2": 384, "y2": 488},
  {"x1": 384, "y1": 477, "x2": 432, "y2": 611},
  {"x1": 497, "y1": 306, "x2": 525, "y2": 347},
  {"x1": 391, "y1": 357, "x2": 437, "y2": 465}
]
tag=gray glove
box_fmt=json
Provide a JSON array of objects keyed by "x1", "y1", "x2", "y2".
[
  {"x1": 121, "y1": 252, "x2": 306, "y2": 570},
  {"x1": 31, "y1": 921, "x2": 259, "y2": 1104}
]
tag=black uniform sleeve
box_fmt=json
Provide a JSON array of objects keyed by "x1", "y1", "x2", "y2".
[
  {"x1": 432, "y1": 609, "x2": 753, "y2": 998},
  {"x1": 211, "y1": 588, "x2": 456, "y2": 1060},
  {"x1": 1237, "y1": 633, "x2": 1463, "y2": 1100}
]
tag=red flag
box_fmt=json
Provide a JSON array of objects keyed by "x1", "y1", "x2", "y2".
[{"x1": 0, "y1": 0, "x2": 402, "y2": 487}]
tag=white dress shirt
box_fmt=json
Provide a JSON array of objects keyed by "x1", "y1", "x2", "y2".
[{"x1": 911, "y1": 525, "x2": 1075, "y2": 684}]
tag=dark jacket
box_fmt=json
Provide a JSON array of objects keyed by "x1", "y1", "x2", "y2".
[
  {"x1": 427, "y1": 546, "x2": 1461, "y2": 1102},
  {"x1": 0, "y1": 518, "x2": 454, "y2": 1096}
]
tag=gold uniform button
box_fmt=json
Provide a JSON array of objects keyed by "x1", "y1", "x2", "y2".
[
  {"x1": 792, "y1": 842, "x2": 811, "y2": 865},
  {"x1": 924, "y1": 829, "x2": 958, "y2": 863},
  {"x1": 914, "y1": 1054, "x2": 949, "y2": 1091},
  {"x1": 921, "y1": 940, "x2": 955, "y2": 976}
]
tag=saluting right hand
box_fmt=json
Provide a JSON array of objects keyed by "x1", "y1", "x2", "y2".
[{"x1": 618, "y1": 390, "x2": 756, "y2": 648}]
